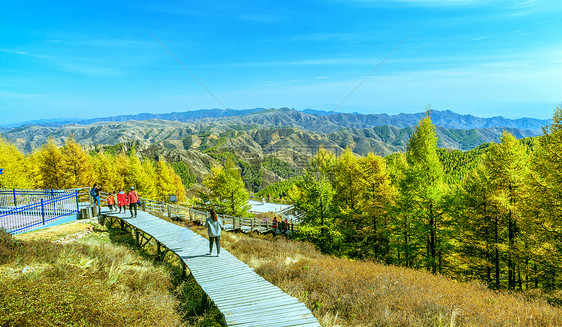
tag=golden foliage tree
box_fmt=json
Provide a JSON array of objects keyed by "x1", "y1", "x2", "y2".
[
  {"x1": 34, "y1": 139, "x2": 66, "y2": 189},
  {"x1": 0, "y1": 135, "x2": 33, "y2": 188},
  {"x1": 61, "y1": 136, "x2": 94, "y2": 188},
  {"x1": 202, "y1": 164, "x2": 249, "y2": 216},
  {"x1": 154, "y1": 159, "x2": 176, "y2": 201}
]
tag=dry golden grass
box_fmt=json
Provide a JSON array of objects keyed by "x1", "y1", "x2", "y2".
[
  {"x1": 199, "y1": 229, "x2": 562, "y2": 327},
  {"x1": 1, "y1": 221, "x2": 224, "y2": 327},
  {"x1": 15, "y1": 220, "x2": 95, "y2": 242}
]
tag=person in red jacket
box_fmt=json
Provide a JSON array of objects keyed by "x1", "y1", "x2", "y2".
[
  {"x1": 127, "y1": 187, "x2": 139, "y2": 218},
  {"x1": 117, "y1": 188, "x2": 128, "y2": 213},
  {"x1": 107, "y1": 192, "x2": 116, "y2": 212}
]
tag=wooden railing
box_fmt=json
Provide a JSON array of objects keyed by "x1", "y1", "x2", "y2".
[{"x1": 77, "y1": 188, "x2": 299, "y2": 233}]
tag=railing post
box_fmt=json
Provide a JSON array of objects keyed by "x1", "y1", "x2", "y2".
[
  {"x1": 167, "y1": 204, "x2": 171, "y2": 218},
  {"x1": 189, "y1": 208, "x2": 193, "y2": 221},
  {"x1": 13, "y1": 188, "x2": 17, "y2": 207},
  {"x1": 142, "y1": 200, "x2": 146, "y2": 212},
  {"x1": 75, "y1": 190, "x2": 80, "y2": 213},
  {"x1": 41, "y1": 198, "x2": 45, "y2": 226},
  {"x1": 251, "y1": 218, "x2": 254, "y2": 231}
]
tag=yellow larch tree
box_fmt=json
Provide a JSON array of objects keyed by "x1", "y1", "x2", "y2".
[
  {"x1": 61, "y1": 136, "x2": 95, "y2": 188},
  {"x1": 34, "y1": 139, "x2": 66, "y2": 189},
  {"x1": 0, "y1": 135, "x2": 33, "y2": 188}
]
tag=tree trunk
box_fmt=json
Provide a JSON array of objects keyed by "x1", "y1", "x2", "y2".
[
  {"x1": 429, "y1": 203, "x2": 437, "y2": 274},
  {"x1": 495, "y1": 214, "x2": 500, "y2": 289},
  {"x1": 373, "y1": 215, "x2": 378, "y2": 259}
]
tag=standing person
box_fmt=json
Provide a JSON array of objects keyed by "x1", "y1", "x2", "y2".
[
  {"x1": 272, "y1": 217, "x2": 278, "y2": 232},
  {"x1": 263, "y1": 216, "x2": 269, "y2": 228},
  {"x1": 127, "y1": 187, "x2": 139, "y2": 218},
  {"x1": 107, "y1": 191, "x2": 116, "y2": 212},
  {"x1": 204, "y1": 209, "x2": 223, "y2": 257},
  {"x1": 117, "y1": 188, "x2": 127, "y2": 213},
  {"x1": 90, "y1": 183, "x2": 100, "y2": 207}
]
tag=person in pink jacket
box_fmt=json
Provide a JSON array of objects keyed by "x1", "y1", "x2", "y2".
[
  {"x1": 127, "y1": 187, "x2": 139, "y2": 218},
  {"x1": 117, "y1": 188, "x2": 128, "y2": 213}
]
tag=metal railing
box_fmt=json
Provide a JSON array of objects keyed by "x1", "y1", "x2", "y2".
[{"x1": 0, "y1": 188, "x2": 80, "y2": 234}]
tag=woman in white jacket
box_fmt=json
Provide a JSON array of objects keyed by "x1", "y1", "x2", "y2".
[{"x1": 204, "y1": 209, "x2": 223, "y2": 257}]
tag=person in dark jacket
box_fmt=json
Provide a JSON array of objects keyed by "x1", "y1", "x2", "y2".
[{"x1": 90, "y1": 183, "x2": 100, "y2": 206}]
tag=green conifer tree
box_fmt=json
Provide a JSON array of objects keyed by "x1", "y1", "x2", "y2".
[
  {"x1": 202, "y1": 164, "x2": 250, "y2": 216},
  {"x1": 400, "y1": 111, "x2": 446, "y2": 273},
  {"x1": 528, "y1": 106, "x2": 562, "y2": 289},
  {"x1": 359, "y1": 152, "x2": 395, "y2": 261},
  {"x1": 483, "y1": 131, "x2": 528, "y2": 289}
]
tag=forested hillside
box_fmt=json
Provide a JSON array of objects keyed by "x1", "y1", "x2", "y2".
[
  {"x1": 0, "y1": 137, "x2": 186, "y2": 202},
  {"x1": 2, "y1": 106, "x2": 560, "y2": 298},
  {"x1": 285, "y1": 106, "x2": 562, "y2": 295}
]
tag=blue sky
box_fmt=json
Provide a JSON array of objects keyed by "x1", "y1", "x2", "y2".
[{"x1": 1, "y1": 0, "x2": 561, "y2": 125}]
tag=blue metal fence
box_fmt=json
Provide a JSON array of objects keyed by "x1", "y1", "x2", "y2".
[{"x1": 0, "y1": 188, "x2": 80, "y2": 234}]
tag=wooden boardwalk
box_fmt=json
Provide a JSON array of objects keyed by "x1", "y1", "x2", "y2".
[{"x1": 101, "y1": 209, "x2": 321, "y2": 327}]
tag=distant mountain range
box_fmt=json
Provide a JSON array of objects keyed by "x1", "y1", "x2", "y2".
[
  {"x1": 2, "y1": 107, "x2": 550, "y2": 132},
  {"x1": 1, "y1": 107, "x2": 550, "y2": 188},
  {"x1": 0, "y1": 108, "x2": 267, "y2": 128},
  {"x1": 1, "y1": 109, "x2": 543, "y2": 155}
]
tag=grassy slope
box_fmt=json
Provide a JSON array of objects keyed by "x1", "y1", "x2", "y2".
[
  {"x1": 0, "y1": 221, "x2": 223, "y2": 327},
  {"x1": 4, "y1": 218, "x2": 561, "y2": 326},
  {"x1": 196, "y1": 228, "x2": 562, "y2": 327}
]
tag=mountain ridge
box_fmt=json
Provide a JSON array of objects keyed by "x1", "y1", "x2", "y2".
[{"x1": 1, "y1": 108, "x2": 550, "y2": 132}]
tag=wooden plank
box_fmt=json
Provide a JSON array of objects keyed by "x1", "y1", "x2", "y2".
[
  {"x1": 226, "y1": 312, "x2": 316, "y2": 326},
  {"x1": 194, "y1": 269, "x2": 255, "y2": 282},
  {"x1": 216, "y1": 296, "x2": 301, "y2": 311},
  {"x1": 209, "y1": 287, "x2": 285, "y2": 302},
  {"x1": 206, "y1": 283, "x2": 279, "y2": 297},
  {"x1": 214, "y1": 291, "x2": 295, "y2": 308},
  {"x1": 189, "y1": 263, "x2": 253, "y2": 276},
  {"x1": 223, "y1": 303, "x2": 308, "y2": 319},
  {"x1": 198, "y1": 275, "x2": 265, "y2": 290},
  {"x1": 223, "y1": 302, "x2": 309, "y2": 319}
]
